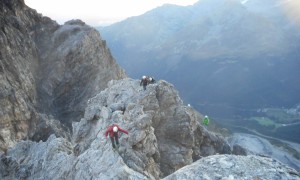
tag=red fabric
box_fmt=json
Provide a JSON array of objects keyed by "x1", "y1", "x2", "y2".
[{"x1": 104, "y1": 124, "x2": 128, "y2": 137}]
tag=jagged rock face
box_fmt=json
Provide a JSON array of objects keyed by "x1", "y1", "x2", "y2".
[
  {"x1": 143, "y1": 81, "x2": 231, "y2": 176},
  {"x1": 0, "y1": 0, "x2": 126, "y2": 152},
  {"x1": 35, "y1": 19, "x2": 126, "y2": 127},
  {"x1": 80, "y1": 79, "x2": 231, "y2": 178},
  {"x1": 0, "y1": 78, "x2": 232, "y2": 179},
  {"x1": 0, "y1": 0, "x2": 39, "y2": 152},
  {"x1": 163, "y1": 154, "x2": 300, "y2": 180},
  {"x1": 0, "y1": 135, "x2": 147, "y2": 180},
  {"x1": 1, "y1": 78, "x2": 299, "y2": 179}
]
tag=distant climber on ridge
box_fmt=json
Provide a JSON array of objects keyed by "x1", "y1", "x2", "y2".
[
  {"x1": 203, "y1": 115, "x2": 210, "y2": 126},
  {"x1": 148, "y1": 77, "x2": 156, "y2": 84},
  {"x1": 140, "y1": 75, "x2": 156, "y2": 90},
  {"x1": 140, "y1": 75, "x2": 149, "y2": 90},
  {"x1": 104, "y1": 124, "x2": 128, "y2": 150}
]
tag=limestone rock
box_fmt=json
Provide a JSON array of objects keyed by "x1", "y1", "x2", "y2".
[
  {"x1": 0, "y1": 135, "x2": 147, "y2": 180},
  {"x1": 71, "y1": 78, "x2": 231, "y2": 178}
]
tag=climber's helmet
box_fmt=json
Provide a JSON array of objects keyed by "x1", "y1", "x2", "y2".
[{"x1": 113, "y1": 126, "x2": 118, "y2": 132}]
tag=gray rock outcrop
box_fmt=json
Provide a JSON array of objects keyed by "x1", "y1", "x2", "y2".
[
  {"x1": 0, "y1": 0, "x2": 126, "y2": 152},
  {"x1": 72, "y1": 78, "x2": 232, "y2": 178}
]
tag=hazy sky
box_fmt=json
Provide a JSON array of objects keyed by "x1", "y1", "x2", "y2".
[{"x1": 25, "y1": 0, "x2": 199, "y2": 26}]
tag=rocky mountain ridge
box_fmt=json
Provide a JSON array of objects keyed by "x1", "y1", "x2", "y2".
[{"x1": 1, "y1": 78, "x2": 299, "y2": 179}]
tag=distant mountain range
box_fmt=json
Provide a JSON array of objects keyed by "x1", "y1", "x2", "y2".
[{"x1": 98, "y1": 0, "x2": 300, "y2": 114}]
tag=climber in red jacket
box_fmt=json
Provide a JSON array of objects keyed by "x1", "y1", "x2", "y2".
[{"x1": 104, "y1": 124, "x2": 128, "y2": 149}]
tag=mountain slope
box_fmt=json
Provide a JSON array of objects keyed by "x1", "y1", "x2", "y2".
[{"x1": 100, "y1": 0, "x2": 299, "y2": 64}]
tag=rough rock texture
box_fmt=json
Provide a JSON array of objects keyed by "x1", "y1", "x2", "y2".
[
  {"x1": 0, "y1": 0, "x2": 126, "y2": 152},
  {"x1": 0, "y1": 135, "x2": 147, "y2": 180},
  {"x1": 0, "y1": 78, "x2": 232, "y2": 179},
  {"x1": 163, "y1": 154, "x2": 300, "y2": 180},
  {"x1": 79, "y1": 79, "x2": 231, "y2": 178},
  {"x1": 0, "y1": 0, "x2": 39, "y2": 152},
  {"x1": 35, "y1": 19, "x2": 126, "y2": 127}
]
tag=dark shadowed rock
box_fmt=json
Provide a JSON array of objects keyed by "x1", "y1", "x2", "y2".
[
  {"x1": 35, "y1": 18, "x2": 126, "y2": 127},
  {"x1": 0, "y1": 0, "x2": 40, "y2": 152},
  {"x1": 0, "y1": 0, "x2": 126, "y2": 152},
  {"x1": 31, "y1": 113, "x2": 71, "y2": 142},
  {"x1": 232, "y1": 144, "x2": 247, "y2": 156}
]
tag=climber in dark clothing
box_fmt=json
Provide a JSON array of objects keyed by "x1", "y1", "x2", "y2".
[
  {"x1": 104, "y1": 124, "x2": 128, "y2": 149},
  {"x1": 140, "y1": 75, "x2": 149, "y2": 90},
  {"x1": 148, "y1": 77, "x2": 156, "y2": 84}
]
